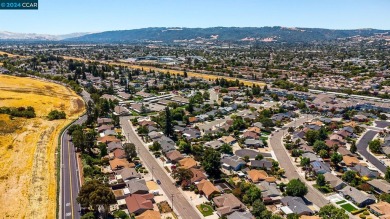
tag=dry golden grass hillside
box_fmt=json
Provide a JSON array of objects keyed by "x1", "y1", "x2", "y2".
[{"x1": 0, "y1": 74, "x2": 85, "y2": 218}]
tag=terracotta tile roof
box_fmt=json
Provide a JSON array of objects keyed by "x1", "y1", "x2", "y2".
[
  {"x1": 125, "y1": 193, "x2": 154, "y2": 214},
  {"x1": 247, "y1": 169, "x2": 269, "y2": 183},
  {"x1": 247, "y1": 127, "x2": 261, "y2": 134},
  {"x1": 221, "y1": 136, "x2": 236, "y2": 144},
  {"x1": 136, "y1": 210, "x2": 161, "y2": 219},
  {"x1": 343, "y1": 155, "x2": 360, "y2": 167},
  {"x1": 113, "y1": 148, "x2": 126, "y2": 159},
  {"x1": 197, "y1": 179, "x2": 220, "y2": 198},
  {"x1": 178, "y1": 157, "x2": 197, "y2": 169},
  {"x1": 109, "y1": 158, "x2": 135, "y2": 170},
  {"x1": 97, "y1": 135, "x2": 120, "y2": 143},
  {"x1": 369, "y1": 202, "x2": 390, "y2": 217},
  {"x1": 165, "y1": 150, "x2": 183, "y2": 162},
  {"x1": 190, "y1": 168, "x2": 207, "y2": 183}
]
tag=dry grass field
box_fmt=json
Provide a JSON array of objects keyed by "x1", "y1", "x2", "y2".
[
  {"x1": 61, "y1": 56, "x2": 265, "y2": 87},
  {"x1": 0, "y1": 74, "x2": 85, "y2": 218},
  {"x1": 0, "y1": 51, "x2": 30, "y2": 58}
]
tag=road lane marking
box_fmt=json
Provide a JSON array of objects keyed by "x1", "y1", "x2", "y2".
[{"x1": 68, "y1": 141, "x2": 75, "y2": 219}]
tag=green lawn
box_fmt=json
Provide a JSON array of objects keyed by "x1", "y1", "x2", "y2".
[
  {"x1": 197, "y1": 204, "x2": 214, "y2": 217},
  {"x1": 336, "y1": 200, "x2": 347, "y2": 205},
  {"x1": 340, "y1": 203, "x2": 358, "y2": 212}
]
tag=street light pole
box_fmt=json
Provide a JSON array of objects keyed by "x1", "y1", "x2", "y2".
[{"x1": 171, "y1": 194, "x2": 174, "y2": 211}]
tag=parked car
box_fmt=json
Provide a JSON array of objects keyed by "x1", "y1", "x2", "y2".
[{"x1": 156, "y1": 179, "x2": 161, "y2": 185}]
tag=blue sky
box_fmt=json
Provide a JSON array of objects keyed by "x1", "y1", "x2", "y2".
[{"x1": 2, "y1": 0, "x2": 390, "y2": 34}]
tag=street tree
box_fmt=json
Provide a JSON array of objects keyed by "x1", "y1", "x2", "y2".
[
  {"x1": 201, "y1": 148, "x2": 221, "y2": 178},
  {"x1": 77, "y1": 180, "x2": 115, "y2": 218},
  {"x1": 123, "y1": 143, "x2": 137, "y2": 161},
  {"x1": 319, "y1": 204, "x2": 348, "y2": 219},
  {"x1": 369, "y1": 139, "x2": 381, "y2": 153},
  {"x1": 286, "y1": 179, "x2": 308, "y2": 197}
]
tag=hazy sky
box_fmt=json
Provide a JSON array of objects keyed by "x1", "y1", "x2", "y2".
[{"x1": 2, "y1": 0, "x2": 390, "y2": 34}]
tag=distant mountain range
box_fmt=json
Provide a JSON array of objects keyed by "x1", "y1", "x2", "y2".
[
  {"x1": 1, "y1": 27, "x2": 389, "y2": 43},
  {"x1": 0, "y1": 31, "x2": 90, "y2": 41},
  {"x1": 65, "y1": 27, "x2": 390, "y2": 43}
]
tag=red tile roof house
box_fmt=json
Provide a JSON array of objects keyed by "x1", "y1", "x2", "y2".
[{"x1": 125, "y1": 193, "x2": 154, "y2": 215}]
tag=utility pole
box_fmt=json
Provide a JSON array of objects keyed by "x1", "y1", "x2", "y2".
[{"x1": 171, "y1": 194, "x2": 174, "y2": 211}]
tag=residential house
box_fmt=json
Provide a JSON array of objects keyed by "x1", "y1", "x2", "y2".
[
  {"x1": 243, "y1": 131, "x2": 259, "y2": 139},
  {"x1": 114, "y1": 106, "x2": 130, "y2": 116},
  {"x1": 323, "y1": 172, "x2": 346, "y2": 190},
  {"x1": 165, "y1": 150, "x2": 184, "y2": 163},
  {"x1": 109, "y1": 158, "x2": 134, "y2": 171},
  {"x1": 205, "y1": 140, "x2": 224, "y2": 150},
  {"x1": 220, "y1": 136, "x2": 237, "y2": 145},
  {"x1": 213, "y1": 193, "x2": 246, "y2": 216},
  {"x1": 197, "y1": 179, "x2": 220, "y2": 199},
  {"x1": 178, "y1": 157, "x2": 197, "y2": 169},
  {"x1": 351, "y1": 164, "x2": 380, "y2": 179},
  {"x1": 125, "y1": 193, "x2": 154, "y2": 215},
  {"x1": 116, "y1": 167, "x2": 141, "y2": 181},
  {"x1": 107, "y1": 141, "x2": 122, "y2": 152},
  {"x1": 126, "y1": 179, "x2": 149, "y2": 194},
  {"x1": 368, "y1": 179, "x2": 390, "y2": 194},
  {"x1": 97, "y1": 117, "x2": 113, "y2": 126},
  {"x1": 221, "y1": 155, "x2": 246, "y2": 171},
  {"x1": 135, "y1": 210, "x2": 161, "y2": 219},
  {"x1": 368, "y1": 202, "x2": 390, "y2": 218},
  {"x1": 244, "y1": 139, "x2": 264, "y2": 148},
  {"x1": 189, "y1": 168, "x2": 207, "y2": 184},
  {"x1": 257, "y1": 181, "x2": 282, "y2": 204},
  {"x1": 280, "y1": 196, "x2": 313, "y2": 216},
  {"x1": 227, "y1": 211, "x2": 254, "y2": 219},
  {"x1": 247, "y1": 169, "x2": 269, "y2": 183},
  {"x1": 342, "y1": 155, "x2": 360, "y2": 167},
  {"x1": 339, "y1": 185, "x2": 376, "y2": 207},
  {"x1": 311, "y1": 161, "x2": 331, "y2": 174},
  {"x1": 250, "y1": 159, "x2": 273, "y2": 170}
]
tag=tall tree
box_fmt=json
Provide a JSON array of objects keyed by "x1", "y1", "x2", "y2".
[
  {"x1": 319, "y1": 204, "x2": 348, "y2": 219},
  {"x1": 286, "y1": 179, "x2": 308, "y2": 197},
  {"x1": 164, "y1": 107, "x2": 173, "y2": 137},
  {"x1": 172, "y1": 168, "x2": 193, "y2": 185},
  {"x1": 316, "y1": 174, "x2": 326, "y2": 186},
  {"x1": 77, "y1": 180, "x2": 115, "y2": 218},
  {"x1": 123, "y1": 143, "x2": 137, "y2": 161},
  {"x1": 350, "y1": 140, "x2": 357, "y2": 154},
  {"x1": 369, "y1": 139, "x2": 381, "y2": 153},
  {"x1": 201, "y1": 148, "x2": 221, "y2": 178}
]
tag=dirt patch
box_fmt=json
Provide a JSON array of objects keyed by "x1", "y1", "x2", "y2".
[{"x1": 0, "y1": 74, "x2": 85, "y2": 218}]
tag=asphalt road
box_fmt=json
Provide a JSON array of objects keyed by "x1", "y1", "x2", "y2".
[
  {"x1": 357, "y1": 130, "x2": 386, "y2": 173},
  {"x1": 269, "y1": 115, "x2": 330, "y2": 208},
  {"x1": 120, "y1": 117, "x2": 201, "y2": 219},
  {"x1": 61, "y1": 90, "x2": 91, "y2": 219}
]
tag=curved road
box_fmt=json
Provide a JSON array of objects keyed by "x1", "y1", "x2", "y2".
[
  {"x1": 120, "y1": 117, "x2": 201, "y2": 219},
  {"x1": 60, "y1": 90, "x2": 91, "y2": 219},
  {"x1": 269, "y1": 115, "x2": 329, "y2": 208},
  {"x1": 357, "y1": 130, "x2": 386, "y2": 173}
]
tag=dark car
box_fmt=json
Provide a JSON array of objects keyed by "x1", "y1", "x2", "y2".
[{"x1": 156, "y1": 179, "x2": 161, "y2": 185}]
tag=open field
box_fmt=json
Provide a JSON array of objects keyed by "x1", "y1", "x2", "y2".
[
  {"x1": 0, "y1": 74, "x2": 85, "y2": 218},
  {"x1": 61, "y1": 56, "x2": 266, "y2": 87},
  {"x1": 0, "y1": 51, "x2": 30, "y2": 58}
]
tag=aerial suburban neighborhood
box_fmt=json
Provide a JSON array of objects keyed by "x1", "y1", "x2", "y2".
[{"x1": 1, "y1": 1, "x2": 390, "y2": 219}]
